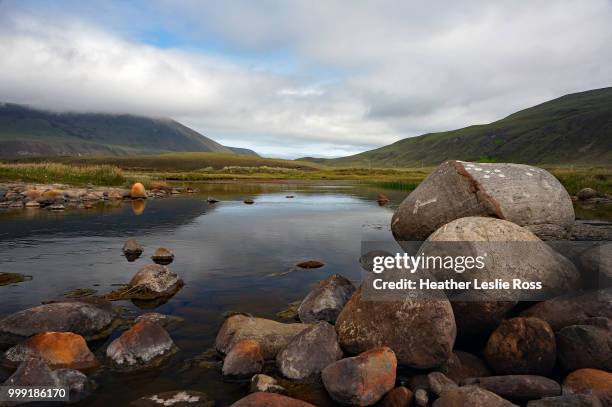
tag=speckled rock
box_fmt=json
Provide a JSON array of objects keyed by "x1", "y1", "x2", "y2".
[
  {"x1": 297, "y1": 274, "x2": 355, "y2": 324},
  {"x1": 222, "y1": 339, "x2": 264, "y2": 377},
  {"x1": 106, "y1": 321, "x2": 176, "y2": 370},
  {"x1": 107, "y1": 264, "x2": 183, "y2": 300}
]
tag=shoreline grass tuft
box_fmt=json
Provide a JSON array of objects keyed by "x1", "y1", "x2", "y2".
[{"x1": 0, "y1": 162, "x2": 126, "y2": 186}]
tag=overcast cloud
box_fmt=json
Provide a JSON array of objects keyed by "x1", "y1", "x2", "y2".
[{"x1": 0, "y1": 0, "x2": 611, "y2": 158}]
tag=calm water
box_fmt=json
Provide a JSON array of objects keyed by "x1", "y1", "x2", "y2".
[{"x1": 0, "y1": 182, "x2": 407, "y2": 406}]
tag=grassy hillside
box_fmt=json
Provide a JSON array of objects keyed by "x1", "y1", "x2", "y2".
[
  {"x1": 308, "y1": 87, "x2": 612, "y2": 167},
  {"x1": 0, "y1": 103, "x2": 257, "y2": 157}
]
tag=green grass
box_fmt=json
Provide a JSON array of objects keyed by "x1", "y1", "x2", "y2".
[
  {"x1": 0, "y1": 162, "x2": 126, "y2": 186},
  {"x1": 548, "y1": 167, "x2": 611, "y2": 195}
]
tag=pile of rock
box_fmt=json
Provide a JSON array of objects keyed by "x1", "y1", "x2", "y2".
[{"x1": 221, "y1": 161, "x2": 612, "y2": 406}]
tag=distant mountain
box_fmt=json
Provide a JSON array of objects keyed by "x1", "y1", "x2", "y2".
[
  {"x1": 0, "y1": 103, "x2": 258, "y2": 157},
  {"x1": 300, "y1": 87, "x2": 612, "y2": 167}
]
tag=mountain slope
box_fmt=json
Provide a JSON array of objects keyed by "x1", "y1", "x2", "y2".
[
  {"x1": 308, "y1": 87, "x2": 612, "y2": 167},
  {"x1": 0, "y1": 103, "x2": 258, "y2": 157}
]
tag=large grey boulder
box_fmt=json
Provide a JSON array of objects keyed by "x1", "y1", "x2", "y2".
[
  {"x1": 557, "y1": 317, "x2": 612, "y2": 371},
  {"x1": 215, "y1": 314, "x2": 309, "y2": 359},
  {"x1": 106, "y1": 321, "x2": 176, "y2": 370},
  {"x1": 276, "y1": 321, "x2": 343, "y2": 380},
  {"x1": 298, "y1": 274, "x2": 355, "y2": 324},
  {"x1": 391, "y1": 161, "x2": 574, "y2": 241}
]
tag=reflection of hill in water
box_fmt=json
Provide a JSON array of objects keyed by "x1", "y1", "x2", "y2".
[{"x1": 0, "y1": 196, "x2": 216, "y2": 240}]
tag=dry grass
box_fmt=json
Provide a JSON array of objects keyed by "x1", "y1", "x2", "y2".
[{"x1": 0, "y1": 162, "x2": 126, "y2": 186}]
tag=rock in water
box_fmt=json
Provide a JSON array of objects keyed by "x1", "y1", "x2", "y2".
[
  {"x1": 151, "y1": 247, "x2": 175, "y2": 265},
  {"x1": 134, "y1": 312, "x2": 184, "y2": 328},
  {"x1": 527, "y1": 394, "x2": 604, "y2": 407},
  {"x1": 557, "y1": 317, "x2": 612, "y2": 372},
  {"x1": 297, "y1": 274, "x2": 355, "y2": 324},
  {"x1": 3, "y1": 332, "x2": 98, "y2": 371},
  {"x1": 577, "y1": 188, "x2": 598, "y2": 200},
  {"x1": 0, "y1": 300, "x2": 116, "y2": 346},
  {"x1": 296, "y1": 260, "x2": 324, "y2": 269},
  {"x1": 250, "y1": 374, "x2": 287, "y2": 394},
  {"x1": 131, "y1": 391, "x2": 215, "y2": 407},
  {"x1": 276, "y1": 321, "x2": 343, "y2": 380},
  {"x1": 562, "y1": 369, "x2": 612, "y2": 407},
  {"x1": 215, "y1": 314, "x2": 309, "y2": 359},
  {"x1": 464, "y1": 375, "x2": 561, "y2": 402},
  {"x1": 131, "y1": 183, "x2": 147, "y2": 199},
  {"x1": 336, "y1": 285, "x2": 455, "y2": 369},
  {"x1": 421, "y1": 216, "x2": 580, "y2": 339},
  {"x1": 222, "y1": 339, "x2": 264, "y2": 377},
  {"x1": 433, "y1": 386, "x2": 518, "y2": 407},
  {"x1": 484, "y1": 317, "x2": 557, "y2": 376},
  {"x1": 123, "y1": 239, "x2": 143, "y2": 256},
  {"x1": 521, "y1": 289, "x2": 612, "y2": 331},
  {"x1": 107, "y1": 264, "x2": 183, "y2": 301},
  {"x1": 106, "y1": 321, "x2": 176, "y2": 370},
  {"x1": 230, "y1": 392, "x2": 315, "y2": 407},
  {"x1": 438, "y1": 350, "x2": 491, "y2": 383},
  {"x1": 322, "y1": 347, "x2": 397, "y2": 406},
  {"x1": 391, "y1": 160, "x2": 574, "y2": 241}
]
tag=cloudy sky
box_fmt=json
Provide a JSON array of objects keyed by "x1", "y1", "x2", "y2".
[{"x1": 0, "y1": 0, "x2": 611, "y2": 158}]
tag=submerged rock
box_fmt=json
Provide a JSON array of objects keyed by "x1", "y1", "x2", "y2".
[
  {"x1": 222, "y1": 339, "x2": 264, "y2": 377},
  {"x1": 151, "y1": 247, "x2": 174, "y2": 265},
  {"x1": 131, "y1": 391, "x2": 215, "y2": 407},
  {"x1": 557, "y1": 317, "x2": 612, "y2": 372},
  {"x1": 276, "y1": 321, "x2": 343, "y2": 380},
  {"x1": 106, "y1": 321, "x2": 176, "y2": 370},
  {"x1": 464, "y1": 375, "x2": 561, "y2": 402},
  {"x1": 0, "y1": 300, "x2": 117, "y2": 346},
  {"x1": 123, "y1": 239, "x2": 144, "y2": 256},
  {"x1": 322, "y1": 347, "x2": 397, "y2": 406},
  {"x1": 250, "y1": 374, "x2": 287, "y2": 394},
  {"x1": 433, "y1": 385, "x2": 518, "y2": 407},
  {"x1": 3, "y1": 332, "x2": 98, "y2": 371},
  {"x1": 297, "y1": 274, "x2": 355, "y2": 324},
  {"x1": 105, "y1": 264, "x2": 183, "y2": 301},
  {"x1": 207, "y1": 197, "x2": 220, "y2": 203},
  {"x1": 296, "y1": 260, "x2": 324, "y2": 269},
  {"x1": 134, "y1": 312, "x2": 184, "y2": 328},
  {"x1": 243, "y1": 199, "x2": 254, "y2": 204},
  {"x1": 391, "y1": 161, "x2": 575, "y2": 241},
  {"x1": 484, "y1": 317, "x2": 557, "y2": 376},
  {"x1": 230, "y1": 392, "x2": 315, "y2": 407},
  {"x1": 0, "y1": 272, "x2": 30, "y2": 286},
  {"x1": 562, "y1": 369, "x2": 612, "y2": 407},
  {"x1": 215, "y1": 314, "x2": 309, "y2": 359}
]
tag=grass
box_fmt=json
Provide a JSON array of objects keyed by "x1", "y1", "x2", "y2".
[
  {"x1": 548, "y1": 166, "x2": 611, "y2": 195},
  {"x1": 0, "y1": 163, "x2": 126, "y2": 186}
]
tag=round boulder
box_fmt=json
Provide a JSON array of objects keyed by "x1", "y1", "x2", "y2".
[
  {"x1": 151, "y1": 247, "x2": 174, "y2": 265},
  {"x1": 557, "y1": 317, "x2": 612, "y2": 372},
  {"x1": 107, "y1": 264, "x2": 183, "y2": 301},
  {"x1": 106, "y1": 321, "x2": 176, "y2": 370},
  {"x1": 123, "y1": 239, "x2": 143, "y2": 256},
  {"x1": 321, "y1": 347, "x2": 397, "y2": 406},
  {"x1": 563, "y1": 369, "x2": 612, "y2": 407},
  {"x1": 130, "y1": 183, "x2": 147, "y2": 199},
  {"x1": 577, "y1": 188, "x2": 598, "y2": 200},
  {"x1": 298, "y1": 274, "x2": 355, "y2": 324},
  {"x1": 485, "y1": 317, "x2": 557, "y2": 376},
  {"x1": 222, "y1": 339, "x2": 264, "y2": 377}
]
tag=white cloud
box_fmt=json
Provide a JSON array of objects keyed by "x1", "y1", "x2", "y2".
[{"x1": 0, "y1": 0, "x2": 611, "y2": 158}]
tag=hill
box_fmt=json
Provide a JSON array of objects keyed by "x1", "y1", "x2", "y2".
[
  {"x1": 0, "y1": 103, "x2": 258, "y2": 158},
  {"x1": 302, "y1": 87, "x2": 612, "y2": 167}
]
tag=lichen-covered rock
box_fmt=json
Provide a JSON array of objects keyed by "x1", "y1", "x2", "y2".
[
  {"x1": 336, "y1": 285, "x2": 455, "y2": 369},
  {"x1": 485, "y1": 317, "x2": 557, "y2": 376},
  {"x1": 3, "y1": 332, "x2": 98, "y2": 371},
  {"x1": 464, "y1": 375, "x2": 561, "y2": 403},
  {"x1": 151, "y1": 247, "x2": 174, "y2": 265},
  {"x1": 222, "y1": 339, "x2": 264, "y2": 377},
  {"x1": 106, "y1": 264, "x2": 183, "y2": 301},
  {"x1": 378, "y1": 386, "x2": 413, "y2": 407},
  {"x1": 0, "y1": 300, "x2": 117, "y2": 346},
  {"x1": 298, "y1": 274, "x2": 355, "y2": 324},
  {"x1": 563, "y1": 369, "x2": 612, "y2": 407},
  {"x1": 131, "y1": 391, "x2": 215, "y2": 407},
  {"x1": 521, "y1": 289, "x2": 612, "y2": 331},
  {"x1": 276, "y1": 321, "x2": 343, "y2": 380},
  {"x1": 391, "y1": 161, "x2": 574, "y2": 241},
  {"x1": 557, "y1": 317, "x2": 612, "y2": 372},
  {"x1": 106, "y1": 321, "x2": 176, "y2": 370},
  {"x1": 432, "y1": 385, "x2": 518, "y2": 407},
  {"x1": 438, "y1": 350, "x2": 491, "y2": 383},
  {"x1": 215, "y1": 314, "x2": 309, "y2": 360},
  {"x1": 322, "y1": 347, "x2": 397, "y2": 406},
  {"x1": 250, "y1": 374, "x2": 287, "y2": 394}
]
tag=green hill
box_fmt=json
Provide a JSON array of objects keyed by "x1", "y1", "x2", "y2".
[
  {"x1": 0, "y1": 103, "x2": 258, "y2": 158},
  {"x1": 303, "y1": 87, "x2": 612, "y2": 167}
]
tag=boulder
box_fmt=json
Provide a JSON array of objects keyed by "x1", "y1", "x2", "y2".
[
  {"x1": 151, "y1": 247, "x2": 174, "y2": 265},
  {"x1": 3, "y1": 332, "x2": 98, "y2": 371},
  {"x1": 230, "y1": 392, "x2": 315, "y2": 407},
  {"x1": 464, "y1": 375, "x2": 560, "y2": 402},
  {"x1": 296, "y1": 260, "x2": 324, "y2": 269},
  {"x1": 378, "y1": 386, "x2": 413, "y2": 407},
  {"x1": 250, "y1": 374, "x2": 287, "y2": 394},
  {"x1": 131, "y1": 391, "x2": 215, "y2": 407},
  {"x1": 0, "y1": 300, "x2": 117, "y2": 346},
  {"x1": 297, "y1": 274, "x2": 355, "y2": 324},
  {"x1": 391, "y1": 161, "x2": 574, "y2": 241},
  {"x1": 438, "y1": 350, "x2": 491, "y2": 383},
  {"x1": 527, "y1": 394, "x2": 604, "y2": 407},
  {"x1": 48, "y1": 204, "x2": 65, "y2": 211},
  {"x1": 244, "y1": 199, "x2": 254, "y2": 204},
  {"x1": 215, "y1": 314, "x2": 309, "y2": 359},
  {"x1": 420, "y1": 216, "x2": 580, "y2": 339},
  {"x1": 25, "y1": 201, "x2": 40, "y2": 208},
  {"x1": 321, "y1": 347, "x2": 397, "y2": 406},
  {"x1": 207, "y1": 197, "x2": 219, "y2": 203},
  {"x1": 130, "y1": 183, "x2": 147, "y2": 199},
  {"x1": 428, "y1": 372, "x2": 458, "y2": 397},
  {"x1": 576, "y1": 243, "x2": 612, "y2": 285},
  {"x1": 521, "y1": 289, "x2": 612, "y2": 331},
  {"x1": 122, "y1": 239, "x2": 143, "y2": 256},
  {"x1": 557, "y1": 317, "x2": 612, "y2": 371},
  {"x1": 563, "y1": 369, "x2": 612, "y2": 407},
  {"x1": 106, "y1": 264, "x2": 183, "y2": 301},
  {"x1": 484, "y1": 317, "x2": 556, "y2": 376},
  {"x1": 336, "y1": 285, "x2": 455, "y2": 369},
  {"x1": 222, "y1": 339, "x2": 264, "y2": 377},
  {"x1": 377, "y1": 193, "x2": 390, "y2": 206},
  {"x1": 432, "y1": 385, "x2": 518, "y2": 407},
  {"x1": 577, "y1": 188, "x2": 598, "y2": 200},
  {"x1": 106, "y1": 321, "x2": 176, "y2": 370},
  {"x1": 276, "y1": 321, "x2": 343, "y2": 380}
]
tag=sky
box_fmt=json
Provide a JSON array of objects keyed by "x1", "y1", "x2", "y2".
[{"x1": 0, "y1": 0, "x2": 611, "y2": 158}]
